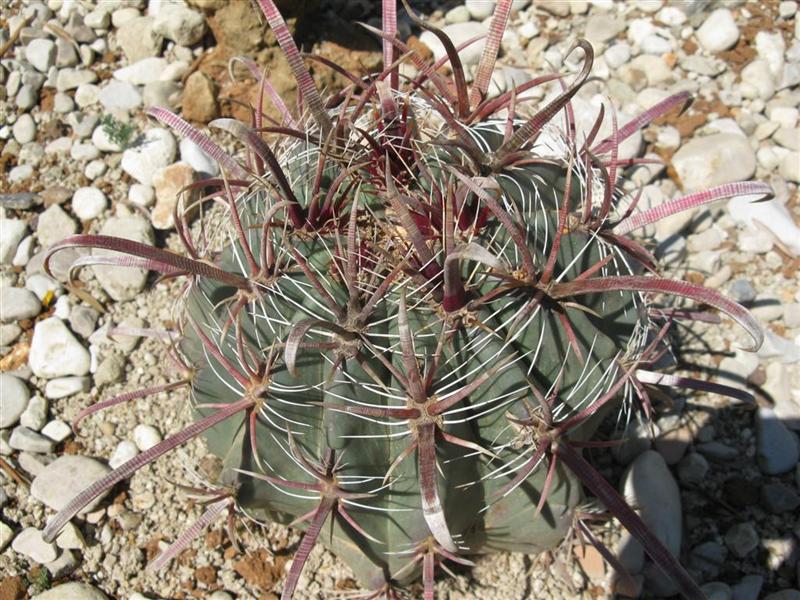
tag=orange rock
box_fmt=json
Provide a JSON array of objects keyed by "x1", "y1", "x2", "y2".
[{"x1": 152, "y1": 162, "x2": 197, "y2": 230}]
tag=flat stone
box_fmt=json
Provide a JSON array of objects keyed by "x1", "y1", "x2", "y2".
[
  {"x1": 121, "y1": 127, "x2": 177, "y2": 185},
  {"x1": 0, "y1": 521, "x2": 13, "y2": 551},
  {"x1": 113, "y1": 57, "x2": 168, "y2": 85},
  {"x1": 152, "y1": 3, "x2": 206, "y2": 45},
  {"x1": 731, "y1": 575, "x2": 764, "y2": 600},
  {"x1": 11, "y1": 527, "x2": 57, "y2": 563},
  {"x1": 92, "y1": 216, "x2": 154, "y2": 301},
  {"x1": 31, "y1": 455, "x2": 111, "y2": 513},
  {"x1": 762, "y1": 481, "x2": 800, "y2": 513},
  {"x1": 20, "y1": 395, "x2": 48, "y2": 431},
  {"x1": 117, "y1": 16, "x2": 163, "y2": 63},
  {"x1": 0, "y1": 373, "x2": 29, "y2": 428},
  {"x1": 29, "y1": 317, "x2": 91, "y2": 379},
  {"x1": 71, "y1": 187, "x2": 107, "y2": 221},
  {"x1": 45, "y1": 548, "x2": 78, "y2": 579},
  {"x1": 757, "y1": 406, "x2": 800, "y2": 474},
  {"x1": 9, "y1": 426, "x2": 55, "y2": 453},
  {"x1": 725, "y1": 522, "x2": 760, "y2": 559},
  {"x1": 32, "y1": 583, "x2": 109, "y2": 600},
  {"x1": 56, "y1": 68, "x2": 97, "y2": 91},
  {"x1": 37, "y1": 204, "x2": 78, "y2": 248},
  {"x1": 618, "y1": 451, "x2": 681, "y2": 575},
  {"x1": 677, "y1": 452, "x2": 710, "y2": 485},
  {"x1": 44, "y1": 377, "x2": 92, "y2": 400},
  {"x1": 696, "y1": 8, "x2": 739, "y2": 53},
  {"x1": 0, "y1": 219, "x2": 28, "y2": 264},
  {"x1": 41, "y1": 420, "x2": 72, "y2": 442},
  {"x1": 109, "y1": 440, "x2": 139, "y2": 469},
  {"x1": 133, "y1": 424, "x2": 161, "y2": 451},
  {"x1": 672, "y1": 133, "x2": 756, "y2": 192},
  {"x1": 97, "y1": 80, "x2": 142, "y2": 111},
  {"x1": 151, "y1": 161, "x2": 196, "y2": 229},
  {"x1": 26, "y1": 38, "x2": 56, "y2": 72},
  {"x1": 0, "y1": 286, "x2": 42, "y2": 323},
  {"x1": 55, "y1": 522, "x2": 85, "y2": 550}
]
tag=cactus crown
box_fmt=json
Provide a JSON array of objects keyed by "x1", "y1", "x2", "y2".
[{"x1": 44, "y1": 1, "x2": 770, "y2": 598}]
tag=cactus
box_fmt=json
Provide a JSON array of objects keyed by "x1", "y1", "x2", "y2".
[{"x1": 44, "y1": 1, "x2": 771, "y2": 598}]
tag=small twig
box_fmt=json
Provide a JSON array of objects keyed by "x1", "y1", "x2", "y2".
[
  {"x1": 0, "y1": 457, "x2": 31, "y2": 487},
  {"x1": 0, "y1": 15, "x2": 34, "y2": 59}
]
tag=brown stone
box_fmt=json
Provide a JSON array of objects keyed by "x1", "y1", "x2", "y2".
[
  {"x1": 0, "y1": 577, "x2": 23, "y2": 600},
  {"x1": 182, "y1": 71, "x2": 219, "y2": 124},
  {"x1": 152, "y1": 162, "x2": 197, "y2": 230}
]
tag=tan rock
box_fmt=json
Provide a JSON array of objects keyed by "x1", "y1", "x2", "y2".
[
  {"x1": 152, "y1": 162, "x2": 196, "y2": 230},
  {"x1": 181, "y1": 71, "x2": 218, "y2": 123}
]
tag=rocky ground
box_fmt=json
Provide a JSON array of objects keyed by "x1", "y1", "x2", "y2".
[{"x1": 1, "y1": 0, "x2": 799, "y2": 599}]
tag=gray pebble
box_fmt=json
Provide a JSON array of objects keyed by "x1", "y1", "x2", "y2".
[
  {"x1": 9, "y1": 426, "x2": 55, "y2": 453},
  {"x1": 731, "y1": 575, "x2": 764, "y2": 600},
  {"x1": 31, "y1": 455, "x2": 111, "y2": 513},
  {"x1": 729, "y1": 279, "x2": 758, "y2": 303},
  {"x1": 0, "y1": 373, "x2": 30, "y2": 428},
  {"x1": 756, "y1": 407, "x2": 800, "y2": 475},
  {"x1": 724, "y1": 522, "x2": 760, "y2": 558},
  {"x1": 8, "y1": 283, "x2": 43, "y2": 315},
  {"x1": 11, "y1": 526, "x2": 57, "y2": 563},
  {"x1": 20, "y1": 395, "x2": 48, "y2": 431},
  {"x1": 762, "y1": 482, "x2": 800, "y2": 513}
]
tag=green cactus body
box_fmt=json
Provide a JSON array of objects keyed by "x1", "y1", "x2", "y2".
[{"x1": 181, "y1": 118, "x2": 647, "y2": 587}]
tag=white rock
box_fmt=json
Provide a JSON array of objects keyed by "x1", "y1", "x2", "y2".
[
  {"x1": 55, "y1": 522, "x2": 85, "y2": 550},
  {"x1": 20, "y1": 396, "x2": 48, "y2": 431},
  {"x1": 756, "y1": 407, "x2": 799, "y2": 475},
  {"x1": 71, "y1": 187, "x2": 107, "y2": 220},
  {"x1": 179, "y1": 138, "x2": 219, "y2": 176},
  {"x1": 13, "y1": 113, "x2": 36, "y2": 144},
  {"x1": 627, "y1": 18, "x2": 656, "y2": 46},
  {"x1": 114, "y1": 57, "x2": 168, "y2": 85},
  {"x1": 32, "y1": 583, "x2": 109, "y2": 600},
  {"x1": 152, "y1": 3, "x2": 206, "y2": 45},
  {"x1": 617, "y1": 451, "x2": 681, "y2": 575},
  {"x1": 74, "y1": 82, "x2": 100, "y2": 107},
  {"x1": 11, "y1": 527, "x2": 58, "y2": 564},
  {"x1": 91, "y1": 125, "x2": 123, "y2": 153},
  {"x1": 29, "y1": 317, "x2": 91, "y2": 379},
  {"x1": 9, "y1": 427, "x2": 55, "y2": 453},
  {"x1": 780, "y1": 151, "x2": 800, "y2": 183},
  {"x1": 0, "y1": 286, "x2": 41, "y2": 322},
  {"x1": 41, "y1": 420, "x2": 72, "y2": 442},
  {"x1": 56, "y1": 67, "x2": 97, "y2": 91},
  {"x1": 696, "y1": 9, "x2": 739, "y2": 53},
  {"x1": 117, "y1": 15, "x2": 163, "y2": 63},
  {"x1": 97, "y1": 80, "x2": 142, "y2": 111},
  {"x1": 0, "y1": 521, "x2": 13, "y2": 552},
  {"x1": 420, "y1": 22, "x2": 488, "y2": 67},
  {"x1": 37, "y1": 204, "x2": 78, "y2": 248},
  {"x1": 133, "y1": 424, "x2": 162, "y2": 451},
  {"x1": 756, "y1": 31, "x2": 786, "y2": 79},
  {"x1": 11, "y1": 234, "x2": 34, "y2": 268},
  {"x1": 641, "y1": 33, "x2": 674, "y2": 55},
  {"x1": 128, "y1": 183, "x2": 155, "y2": 207},
  {"x1": 85, "y1": 159, "x2": 108, "y2": 180},
  {"x1": 109, "y1": 440, "x2": 139, "y2": 469},
  {"x1": 656, "y1": 6, "x2": 686, "y2": 26},
  {"x1": 44, "y1": 376, "x2": 91, "y2": 399},
  {"x1": 0, "y1": 219, "x2": 27, "y2": 264},
  {"x1": 672, "y1": 133, "x2": 756, "y2": 192},
  {"x1": 758, "y1": 330, "x2": 800, "y2": 363},
  {"x1": 770, "y1": 106, "x2": 799, "y2": 129},
  {"x1": 91, "y1": 215, "x2": 154, "y2": 301},
  {"x1": 464, "y1": 0, "x2": 495, "y2": 19},
  {"x1": 120, "y1": 127, "x2": 176, "y2": 185},
  {"x1": 741, "y1": 59, "x2": 776, "y2": 101},
  {"x1": 71, "y1": 142, "x2": 101, "y2": 161},
  {"x1": 31, "y1": 455, "x2": 111, "y2": 513},
  {"x1": 728, "y1": 194, "x2": 800, "y2": 256},
  {"x1": 585, "y1": 14, "x2": 625, "y2": 44},
  {"x1": 25, "y1": 274, "x2": 61, "y2": 302},
  {"x1": 26, "y1": 38, "x2": 56, "y2": 73},
  {"x1": 0, "y1": 373, "x2": 30, "y2": 428}
]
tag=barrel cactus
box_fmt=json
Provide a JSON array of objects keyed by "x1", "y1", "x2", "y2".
[{"x1": 44, "y1": 1, "x2": 770, "y2": 598}]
